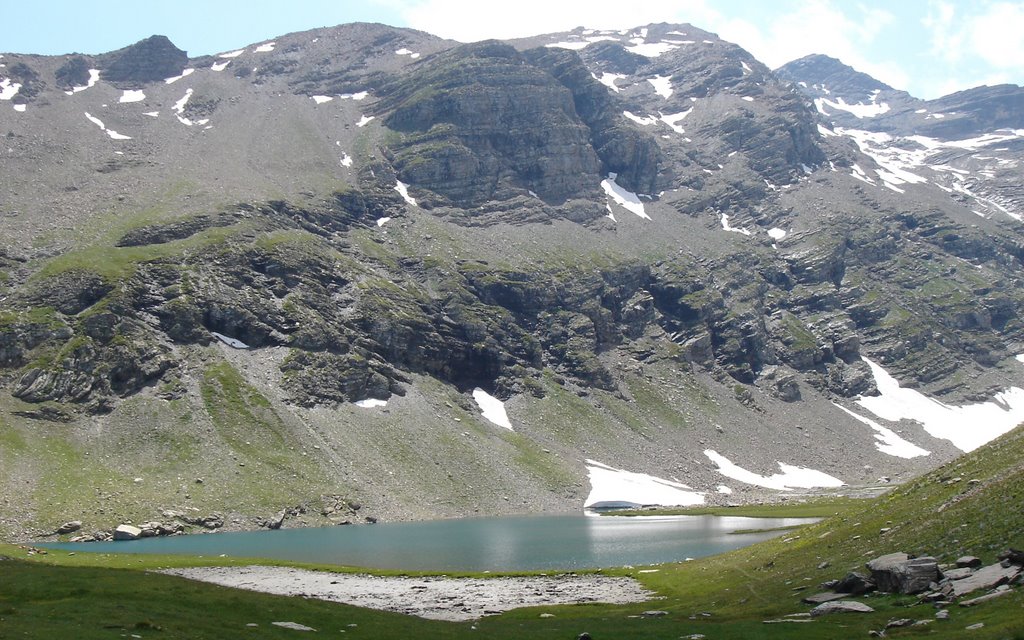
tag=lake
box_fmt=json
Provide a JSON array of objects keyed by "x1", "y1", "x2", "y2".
[{"x1": 43, "y1": 513, "x2": 815, "y2": 572}]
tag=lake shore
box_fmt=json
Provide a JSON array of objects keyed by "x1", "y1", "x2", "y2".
[{"x1": 159, "y1": 565, "x2": 654, "y2": 621}]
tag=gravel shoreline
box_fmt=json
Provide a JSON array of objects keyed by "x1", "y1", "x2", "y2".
[{"x1": 159, "y1": 565, "x2": 654, "y2": 621}]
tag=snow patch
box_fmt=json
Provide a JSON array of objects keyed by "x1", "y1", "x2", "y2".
[
  {"x1": 659, "y1": 109, "x2": 691, "y2": 134},
  {"x1": 355, "y1": 398, "x2": 387, "y2": 408},
  {"x1": 356, "y1": 115, "x2": 375, "y2": 127},
  {"x1": 850, "y1": 163, "x2": 875, "y2": 185},
  {"x1": 84, "y1": 112, "x2": 105, "y2": 129},
  {"x1": 720, "y1": 213, "x2": 751, "y2": 236},
  {"x1": 815, "y1": 96, "x2": 890, "y2": 118},
  {"x1": 716, "y1": 485, "x2": 733, "y2": 495},
  {"x1": 254, "y1": 42, "x2": 275, "y2": 53},
  {"x1": 817, "y1": 124, "x2": 838, "y2": 137},
  {"x1": 65, "y1": 69, "x2": 100, "y2": 94},
  {"x1": 218, "y1": 48, "x2": 245, "y2": 58},
  {"x1": 172, "y1": 88, "x2": 193, "y2": 125},
  {"x1": 595, "y1": 72, "x2": 626, "y2": 92},
  {"x1": 472, "y1": 388, "x2": 512, "y2": 430},
  {"x1": 106, "y1": 129, "x2": 131, "y2": 140},
  {"x1": 833, "y1": 402, "x2": 930, "y2": 458},
  {"x1": 312, "y1": 95, "x2": 334, "y2": 104},
  {"x1": 143, "y1": 111, "x2": 159, "y2": 117},
  {"x1": 741, "y1": 61, "x2": 752, "y2": 73},
  {"x1": 119, "y1": 89, "x2": 145, "y2": 103},
  {"x1": 623, "y1": 110, "x2": 658, "y2": 126},
  {"x1": 703, "y1": 450, "x2": 844, "y2": 491},
  {"x1": 0, "y1": 78, "x2": 21, "y2": 100},
  {"x1": 211, "y1": 332, "x2": 249, "y2": 349},
  {"x1": 394, "y1": 180, "x2": 417, "y2": 206},
  {"x1": 584, "y1": 460, "x2": 705, "y2": 509},
  {"x1": 340, "y1": 153, "x2": 353, "y2": 167},
  {"x1": 624, "y1": 42, "x2": 678, "y2": 57},
  {"x1": 164, "y1": 68, "x2": 194, "y2": 84},
  {"x1": 211, "y1": 61, "x2": 230, "y2": 72},
  {"x1": 647, "y1": 75, "x2": 673, "y2": 99},
  {"x1": 13, "y1": 103, "x2": 25, "y2": 112},
  {"x1": 741, "y1": 96, "x2": 754, "y2": 102},
  {"x1": 601, "y1": 172, "x2": 649, "y2": 219},
  {"x1": 545, "y1": 41, "x2": 590, "y2": 51},
  {"x1": 856, "y1": 357, "x2": 1024, "y2": 452},
  {"x1": 340, "y1": 91, "x2": 369, "y2": 100},
  {"x1": 376, "y1": 217, "x2": 391, "y2": 227},
  {"x1": 767, "y1": 227, "x2": 787, "y2": 240}
]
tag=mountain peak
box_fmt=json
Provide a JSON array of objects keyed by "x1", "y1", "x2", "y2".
[
  {"x1": 99, "y1": 34, "x2": 188, "y2": 85},
  {"x1": 776, "y1": 53, "x2": 893, "y2": 97}
]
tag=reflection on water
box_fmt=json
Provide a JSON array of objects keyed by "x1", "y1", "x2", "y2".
[{"x1": 43, "y1": 514, "x2": 816, "y2": 572}]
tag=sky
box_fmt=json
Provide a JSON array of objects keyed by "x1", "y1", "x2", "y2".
[{"x1": 3, "y1": 0, "x2": 1022, "y2": 100}]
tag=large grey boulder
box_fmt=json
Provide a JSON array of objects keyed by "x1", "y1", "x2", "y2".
[
  {"x1": 947, "y1": 563, "x2": 1023, "y2": 597},
  {"x1": 113, "y1": 524, "x2": 142, "y2": 540},
  {"x1": 810, "y1": 601, "x2": 875, "y2": 617},
  {"x1": 55, "y1": 520, "x2": 82, "y2": 535},
  {"x1": 866, "y1": 553, "x2": 938, "y2": 594}
]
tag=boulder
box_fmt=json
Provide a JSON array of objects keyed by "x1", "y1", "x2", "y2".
[
  {"x1": 947, "y1": 563, "x2": 1022, "y2": 597},
  {"x1": 801, "y1": 592, "x2": 847, "y2": 604},
  {"x1": 55, "y1": 520, "x2": 82, "y2": 535},
  {"x1": 941, "y1": 567, "x2": 974, "y2": 581},
  {"x1": 956, "y1": 556, "x2": 982, "y2": 569},
  {"x1": 113, "y1": 524, "x2": 142, "y2": 540},
  {"x1": 866, "y1": 553, "x2": 938, "y2": 594},
  {"x1": 835, "y1": 571, "x2": 875, "y2": 595},
  {"x1": 810, "y1": 601, "x2": 875, "y2": 617},
  {"x1": 998, "y1": 549, "x2": 1024, "y2": 566}
]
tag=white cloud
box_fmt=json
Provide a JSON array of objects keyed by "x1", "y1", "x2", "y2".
[
  {"x1": 968, "y1": 2, "x2": 1024, "y2": 69},
  {"x1": 923, "y1": 0, "x2": 963, "y2": 63},
  {"x1": 711, "y1": 0, "x2": 906, "y2": 90},
  {"x1": 919, "y1": 1, "x2": 1024, "y2": 96}
]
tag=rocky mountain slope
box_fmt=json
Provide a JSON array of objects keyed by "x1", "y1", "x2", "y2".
[{"x1": 2, "y1": 22, "x2": 1024, "y2": 539}]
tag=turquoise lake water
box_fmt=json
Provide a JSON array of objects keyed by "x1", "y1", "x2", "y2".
[{"x1": 43, "y1": 513, "x2": 815, "y2": 572}]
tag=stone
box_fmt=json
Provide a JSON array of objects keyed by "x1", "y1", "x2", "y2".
[
  {"x1": 956, "y1": 556, "x2": 982, "y2": 569},
  {"x1": 267, "y1": 511, "x2": 286, "y2": 530},
  {"x1": 965, "y1": 623, "x2": 984, "y2": 630},
  {"x1": 809, "y1": 601, "x2": 875, "y2": 617},
  {"x1": 271, "y1": 622, "x2": 316, "y2": 631},
  {"x1": 998, "y1": 548, "x2": 1024, "y2": 566},
  {"x1": 835, "y1": 571, "x2": 875, "y2": 595},
  {"x1": 642, "y1": 610, "x2": 669, "y2": 617},
  {"x1": 942, "y1": 567, "x2": 974, "y2": 581},
  {"x1": 947, "y1": 562, "x2": 1022, "y2": 597},
  {"x1": 935, "y1": 610, "x2": 950, "y2": 620},
  {"x1": 576, "y1": 633, "x2": 592, "y2": 640},
  {"x1": 801, "y1": 592, "x2": 848, "y2": 604},
  {"x1": 959, "y1": 589, "x2": 1013, "y2": 607},
  {"x1": 113, "y1": 524, "x2": 142, "y2": 540},
  {"x1": 885, "y1": 618, "x2": 914, "y2": 629},
  {"x1": 866, "y1": 553, "x2": 939, "y2": 594},
  {"x1": 55, "y1": 520, "x2": 82, "y2": 535}
]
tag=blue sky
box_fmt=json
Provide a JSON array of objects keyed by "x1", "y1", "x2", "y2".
[{"x1": 4, "y1": 1, "x2": 1022, "y2": 99}]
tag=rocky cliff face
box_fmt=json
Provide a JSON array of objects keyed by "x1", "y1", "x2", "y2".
[{"x1": 0, "y1": 23, "x2": 1023, "y2": 539}]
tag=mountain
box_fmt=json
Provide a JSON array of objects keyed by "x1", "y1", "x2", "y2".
[
  {"x1": 2, "y1": 23, "x2": 1024, "y2": 540},
  {"x1": 777, "y1": 53, "x2": 1024, "y2": 218}
]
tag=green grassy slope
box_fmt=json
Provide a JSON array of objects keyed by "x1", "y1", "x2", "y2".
[{"x1": 2, "y1": 425, "x2": 1023, "y2": 639}]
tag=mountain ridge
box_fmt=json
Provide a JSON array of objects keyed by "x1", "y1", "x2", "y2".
[{"x1": 1, "y1": 21, "x2": 1024, "y2": 540}]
